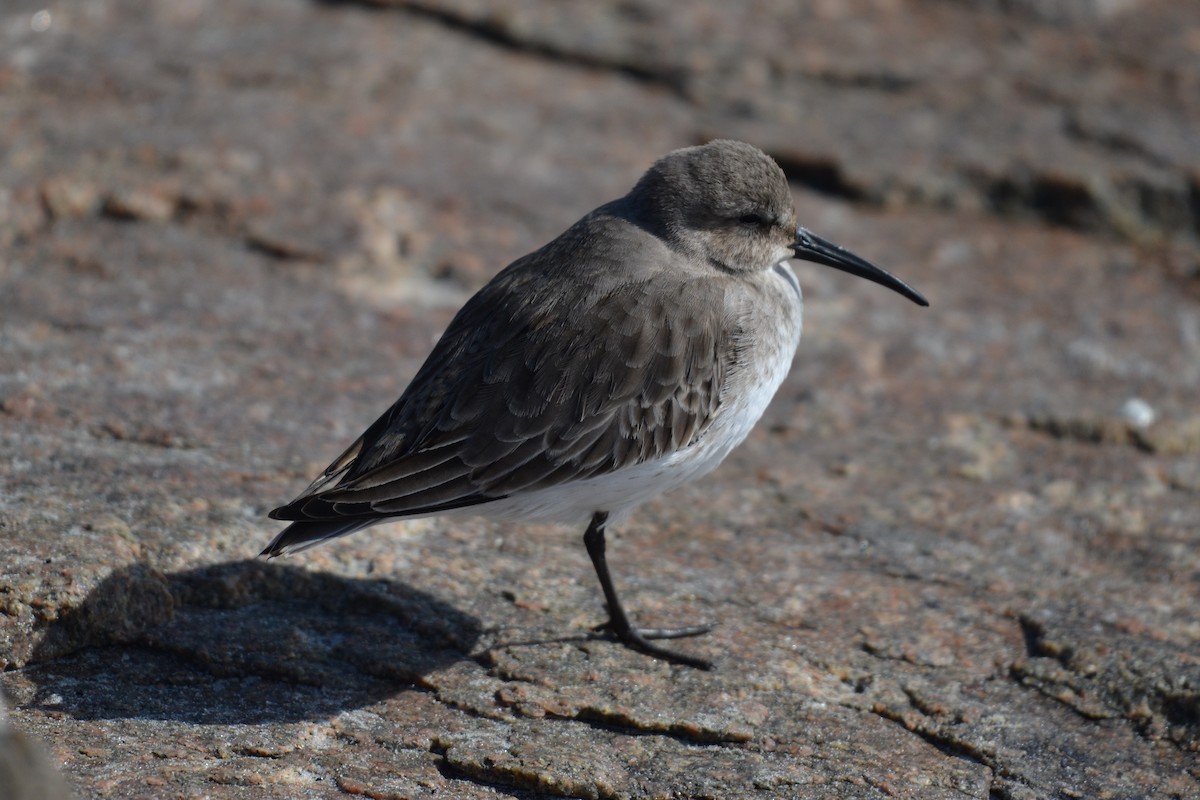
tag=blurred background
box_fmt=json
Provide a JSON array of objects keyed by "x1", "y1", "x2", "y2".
[{"x1": 2, "y1": 1, "x2": 1198, "y2": 798}]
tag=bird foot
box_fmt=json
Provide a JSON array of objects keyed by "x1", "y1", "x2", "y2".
[{"x1": 592, "y1": 618, "x2": 715, "y2": 670}]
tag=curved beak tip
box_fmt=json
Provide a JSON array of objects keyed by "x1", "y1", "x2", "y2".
[{"x1": 792, "y1": 227, "x2": 929, "y2": 307}]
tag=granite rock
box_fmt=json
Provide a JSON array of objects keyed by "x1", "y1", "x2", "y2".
[{"x1": 2, "y1": 1, "x2": 1197, "y2": 797}]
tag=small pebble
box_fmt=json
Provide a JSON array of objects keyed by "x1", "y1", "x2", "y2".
[{"x1": 1118, "y1": 398, "x2": 1155, "y2": 428}]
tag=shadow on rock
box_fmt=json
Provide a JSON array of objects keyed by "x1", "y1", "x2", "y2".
[{"x1": 25, "y1": 560, "x2": 479, "y2": 725}]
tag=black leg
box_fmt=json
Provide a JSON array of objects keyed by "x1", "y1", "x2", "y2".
[{"x1": 582, "y1": 511, "x2": 714, "y2": 670}]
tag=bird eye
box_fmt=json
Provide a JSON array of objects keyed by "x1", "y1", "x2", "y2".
[{"x1": 738, "y1": 213, "x2": 765, "y2": 226}]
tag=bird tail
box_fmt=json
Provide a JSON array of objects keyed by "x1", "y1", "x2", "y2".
[{"x1": 259, "y1": 519, "x2": 375, "y2": 558}]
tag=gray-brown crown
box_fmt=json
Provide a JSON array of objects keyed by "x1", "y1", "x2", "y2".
[{"x1": 626, "y1": 139, "x2": 798, "y2": 273}]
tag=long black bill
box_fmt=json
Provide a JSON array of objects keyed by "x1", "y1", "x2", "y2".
[{"x1": 792, "y1": 226, "x2": 929, "y2": 307}]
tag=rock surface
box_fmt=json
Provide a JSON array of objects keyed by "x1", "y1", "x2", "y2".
[{"x1": 2, "y1": 0, "x2": 1198, "y2": 798}]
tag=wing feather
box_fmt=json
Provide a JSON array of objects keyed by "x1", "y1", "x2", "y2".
[{"x1": 269, "y1": 211, "x2": 736, "y2": 531}]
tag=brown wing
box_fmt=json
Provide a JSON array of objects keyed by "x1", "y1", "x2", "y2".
[{"x1": 270, "y1": 220, "x2": 734, "y2": 526}]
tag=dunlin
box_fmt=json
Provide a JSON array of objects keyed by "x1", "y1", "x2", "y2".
[{"x1": 263, "y1": 140, "x2": 928, "y2": 669}]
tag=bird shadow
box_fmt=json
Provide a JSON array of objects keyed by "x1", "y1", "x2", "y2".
[{"x1": 22, "y1": 560, "x2": 480, "y2": 725}]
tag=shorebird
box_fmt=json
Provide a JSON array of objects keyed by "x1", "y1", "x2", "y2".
[{"x1": 262, "y1": 140, "x2": 928, "y2": 669}]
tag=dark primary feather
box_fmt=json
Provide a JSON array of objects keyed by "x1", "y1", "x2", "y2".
[{"x1": 265, "y1": 203, "x2": 735, "y2": 554}]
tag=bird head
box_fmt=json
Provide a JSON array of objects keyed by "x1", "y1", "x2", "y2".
[{"x1": 630, "y1": 139, "x2": 928, "y2": 306}]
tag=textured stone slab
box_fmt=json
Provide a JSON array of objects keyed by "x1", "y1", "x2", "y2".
[{"x1": 1, "y1": 0, "x2": 1197, "y2": 797}]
